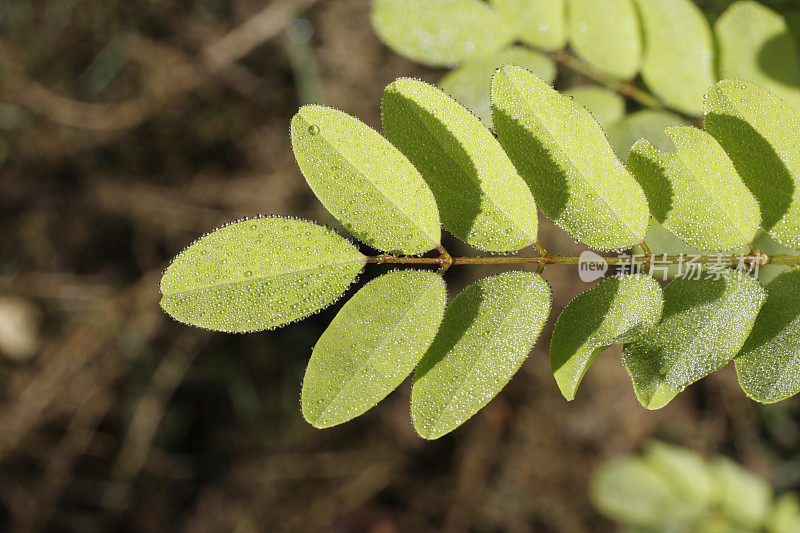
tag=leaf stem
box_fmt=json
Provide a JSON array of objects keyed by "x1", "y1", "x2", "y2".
[
  {"x1": 366, "y1": 253, "x2": 800, "y2": 267},
  {"x1": 549, "y1": 49, "x2": 700, "y2": 125}
]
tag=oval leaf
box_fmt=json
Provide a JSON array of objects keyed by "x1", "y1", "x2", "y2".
[
  {"x1": 735, "y1": 269, "x2": 800, "y2": 404},
  {"x1": 492, "y1": 0, "x2": 565, "y2": 50},
  {"x1": 370, "y1": 0, "x2": 513, "y2": 67},
  {"x1": 591, "y1": 457, "x2": 689, "y2": 528},
  {"x1": 382, "y1": 77, "x2": 539, "y2": 252},
  {"x1": 411, "y1": 271, "x2": 551, "y2": 439},
  {"x1": 302, "y1": 270, "x2": 447, "y2": 428},
  {"x1": 440, "y1": 46, "x2": 556, "y2": 127},
  {"x1": 492, "y1": 65, "x2": 651, "y2": 251},
  {"x1": 704, "y1": 79, "x2": 800, "y2": 249},
  {"x1": 713, "y1": 457, "x2": 773, "y2": 529},
  {"x1": 627, "y1": 126, "x2": 762, "y2": 251},
  {"x1": 160, "y1": 217, "x2": 367, "y2": 332},
  {"x1": 566, "y1": 86, "x2": 626, "y2": 127},
  {"x1": 551, "y1": 274, "x2": 663, "y2": 401},
  {"x1": 644, "y1": 441, "x2": 715, "y2": 507},
  {"x1": 291, "y1": 104, "x2": 441, "y2": 255},
  {"x1": 566, "y1": 0, "x2": 641, "y2": 80},
  {"x1": 606, "y1": 109, "x2": 686, "y2": 158},
  {"x1": 716, "y1": 2, "x2": 800, "y2": 114},
  {"x1": 634, "y1": 0, "x2": 715, "y2": 115},
  {"x1": 622, "y1": 271, "x2": 767, "y2": 409}
]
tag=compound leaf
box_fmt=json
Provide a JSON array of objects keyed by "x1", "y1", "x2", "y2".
[
  {"x1": 606, "y1": 110, "x2": 686, "y2": 158},
  {"x1": 735, "y1": 269, "x2": 800, "y2": 404},
  {"x1": 622, "y1": 272, "x2": 767, "y2": 409},
  {"x1": 492, "y1": 0, "x2": 566, "y2": 50},
  {"x1": 566, "y1": 86, "x2": 626, "y2": 127},
  {"x1": 566, "y1": 0, "x2": 641, "y2": 80},
  {"x1": 411, "y1": 271, "x2": 551, "y2": 439},
  {"x1": 291, "y1": 104, "x2": 441, "y2": 255},
  {"x1": 382, "y1": 77, "x2": 539, "y2": 252},
  {"x1": 634, "y1": 0, "x2": 715, "y2": 115},
  {"x1": 160, "y1": 217, "x2": 366, "y2": 333},
  {"x1": 627, "y1": 126, "x2": 762, "y2": 251},
  {"x1": 713, "y1": 457, "x2": 773, "y2": 529},
  {"x1": 591, "y1": 457, "x2": 690, "y2": 528},
  {"x1": 705, "y1": 79, "x2": 800, "y2": 249},
  {"x1": 716, "y1": 2, "x2": 800, "y2": 114},
  {"x1": 302, "y1": 270, "x2": 446, "y2": 428},
  {"x1": 440, "y1": 46, "x2": 556, "y2": 127},
  {"x1": 492, "y1": 65, "x2": 650, "y2": 251},
  {"x1": 371, "y1": 0, "x2": 513, "y2": 67},
  {"x1": 551, "y1": 274, "x2": 663, "y2": 401}
]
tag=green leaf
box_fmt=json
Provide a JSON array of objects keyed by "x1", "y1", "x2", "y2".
[
  {"x1": 370, "y1": 0, "x2": 513, "y2": 67},
  {"x1": 440, "y1": 46, "x2": 556, "y2": 127},
  {"x1": 411, "y1": 271, "x2": 551, "y2": 439},
  {"x1": 716, "y1": 2, "x2": 800, "y2": 114},
  {"x1": 606, "y1": 110, "x2": 687, "y2": 158},
  {"x1": 622, "y1": 271, "x2": 767, "y2": 409},
  {"x1": 566, "y1": 0, "x2": 641, "y2": 80},
  {"x1": 382, "y1": 77, "x2": 539, "y2": 252},
  {"x1": 551, "y1": 274, "x2": 663, "y2": 401},
  {"x1": 492, "y1": 0, "x2": 565, "y2": 50},
  {"x1": 492, "y1": 65, "x2": 651, "y2": 251},
  {"x1": 590, "y1": 457, "x2": 691, "y2": 528},
  {"x1": 644, "y1": 441, "x2": 715, "y2": 507},
  {"x1": 565, "y1": 86, "x2": 625, "y2": 127},
  {"x1": 712, "y1": 457, "x2": 772, "y2": 529},
  {"x1": 704, "y1": 79, "x2": 800, "y2": 250},
  {"x1": 633, "y1": 0, "x2": 715, "y2": 115},
  {"x1": 291, "y1": 104, "x2": 441, "y2": 255},
  {"x1": 767, "y1": 493, "x2": 800, "y2": 533},
  {"x1": 301, "y1": 270, "x2": 446, "y2": 428},
  {"x1": 627, "y1": 126, "x2": 762, "y2": 251},
  {"x1": 735, "y1": 269, "x2": 800, "y2": 404},
  {"x1": 160, "y1": 217, "x2": 367, "y2": 333}
]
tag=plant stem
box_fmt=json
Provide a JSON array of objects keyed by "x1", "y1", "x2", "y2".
[
  {"x1": 549, "y1": 50, "x2": 700, "y2": 125},
  {"x1": 367, "y1": 254, "x2": 800, "y2": 267}
]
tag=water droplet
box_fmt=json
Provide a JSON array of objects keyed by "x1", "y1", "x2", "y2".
[
  {"x1": 308, "y1": 125, "x2": 320, "y2": 135},
  {"x1": 244, "y1": 270, "x2": 253, "y2": 277}
]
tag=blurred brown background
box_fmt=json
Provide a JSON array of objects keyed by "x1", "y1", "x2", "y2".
[{"x1": 1, "y1": 0, "x2": 799, "y2": 531}]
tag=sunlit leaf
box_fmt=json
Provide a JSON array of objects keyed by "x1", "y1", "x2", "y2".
[
  {"x1": 291, "y1": 104, "x2": 441, "y2": 255},
  {"x1": 566, "y1": 0, "x2": 641, "y2": 80},
  {"x1": 492, "y1": 0, "x2": 565, "y2": 50},
  {"x1": 591, "y1": 457, "x2": 693, "y2": 528},
  {"x1": 622, "y1": 271, "x2": 767, "y2": 409},
  {"x1": 160, "y1": 217, "x2": 366, "y2": 333},
  {"x1": 716, "y1": 2, "x2": 800, "y2": 114},
  {"x1": 735, "y1": 269, "x2": 800, "y2": 404},
  {"x1": 634, "y1": 0, "x2": 715, "y2": 115},
  {"x1": 627, "y1": 126, "x2": 762, "y2": 251},
  {"x1": 566, "y1": 86, "x2": 625, "y2": 128},
  {"x1": 382, "y1": 77, "x2": 539, "y2": 252},
  {"x1": 551, "y1": 274, "x2": 663, "y2": 401},
  {"x1": 713, "y1": 457, "x2": 773, "y2": 529},
  {"x1": 440, "y1": 47, "x2": 556, "y2": 127},
  {"x1": 302, "y1": 270, "x2": 446, "y2": 428},
  {"x1": 705, "y1": 79, "x2": 800, "y2": 250},
  {"x1": 411, "y1": 271, "x2": 551, "y2": 439},
  {"x1": 644, "y1": 441, "x2": 715, "y2": 507},
  {"x1": 767, "y1": 493, "x2": 800, "y2": 533},
  {"x1": 606, "y1": 109, "x2": 686, "y2": 158},
  {"x1": 492, "y1": 65, "x2": 650, "y2": 251},
  {"x1": 371, "y1": 0, "x2": 513, "y2": 67}
]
